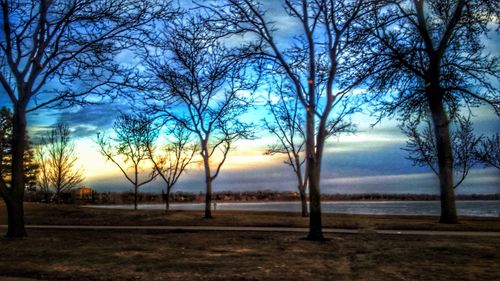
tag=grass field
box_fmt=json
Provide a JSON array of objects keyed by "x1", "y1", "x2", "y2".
[{"x1": 0, "y1": 203, "x2": 499, "y2": 280}]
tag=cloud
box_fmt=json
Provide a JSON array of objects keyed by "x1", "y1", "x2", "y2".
[{"x1": 55, "y1": 102, "x2": 135, "y2": 139}]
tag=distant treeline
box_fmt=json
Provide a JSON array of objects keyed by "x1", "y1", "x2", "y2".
[{"x1": 21, "y1": 190, "x2": 500, "y2": 205}]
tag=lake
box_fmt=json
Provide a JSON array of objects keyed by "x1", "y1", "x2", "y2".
[{"x1": 87, "y1": 200, "x2": 500, "y2": 217}]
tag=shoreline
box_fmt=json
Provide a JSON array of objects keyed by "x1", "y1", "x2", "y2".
[
  {"x1": 77, "y1": 197, "x2": 500, "y2": 206},
  {"x1": 83, "y1": 200, "x2": 500, "y2": 218}
]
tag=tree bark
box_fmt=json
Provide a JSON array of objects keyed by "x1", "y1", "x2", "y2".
[
  {"x1": 4, "y1": 105, "x2": 28, "y2": 238},
  {"x1": 203, "y1": 153, "x2": 213, "y2": 219},
  {"x1": 307, "y1": 164, "x2": 323, "y2": 239},
  {"x1": 295, "y1": 156, "x2": 308, "y2": 217},
  {"x1": 427, "y1": 88, "x2": 458, "y2": 224},
  {"x1": 165, "y1": 187, "x2": 170, "y2": 213},
  {"x1": 133, "y1": 165, "x2": 139, "y2": 211},
  {"x1": 134, "y1": 184, "x2": 138, "y2": 211},
  {"x1": 5, "y1": 196, "x2": 27, "y2": 238},
  {"x1": 204, "y1": 179, "x2": 213, "y2": 219},
  {"x1": 299, "y1": 185, "x2": 308, "y2": 217},
  {"x1": 306, "y1": 109, "x2": 323, "y2": 240}
]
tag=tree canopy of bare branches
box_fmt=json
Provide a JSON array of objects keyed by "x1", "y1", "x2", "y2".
[
  {"x1": 97, "y1": 113, "x2": 158, "y2": 210},
  {"x1": 147, "y1": 123, "x2": 198, "y2": 213},
  {"x1": 36, "y1": 123, "x2": 84, "y2": 203},
  {"x1": 476, "y1": 133, "x2": 500, "y2": 170},
  {"x1": 203, "y1": 0, "x2": 370, "y2": 239},
  {"x1": 360, "y1": 0, "x2": 500, "y2": 223},
  {"x1": 263, "y1": 79, "x2": 308, "y2": 217},
  {"x1": 0, "y1": 0, "x2": 174, "y2": 238},
  {"x1": 141, "y1": 15, "x2": 255, "y2": 218},
  {"x1": 402, "y1": 116, "x2": 482, "y2": 189}
]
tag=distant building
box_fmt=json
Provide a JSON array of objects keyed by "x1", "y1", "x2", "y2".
[{"x1": 72, "y1": 186, "x2": 94, "y2": 201}]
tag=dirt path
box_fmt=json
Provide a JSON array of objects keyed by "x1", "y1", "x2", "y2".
[{"x1": 1, "y1": 224, "x2": 499, "y2": 237}]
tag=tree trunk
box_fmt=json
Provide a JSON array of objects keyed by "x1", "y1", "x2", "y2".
[
  {"x1": 5, "y1": 196, "x2": 27, "y2": 238},
  {"x1": 427, "y1": 89, "x2": 458, "y2": 224},
  {"x1": 165, "y1": 187, "x2": 170, "y2": 214},
  {"x1": 134, "y1": 184, "x2": 138, "y2": 211},
  {"x1": 204, "y1": 178, "x2": 213, "y2": 218},
  {"x1": 307, "y1": 163, "x2": 323, "y2": 240},
  {"x1": 299, "y1": 185, "x2": 308, "y2": 217},
  {"x1": 201, "y1": 143, "x2": 212, "y2": 219},
  {"x1": 4, "y1": 106, "x2": 28, "y2": 238},
  {"x1": 306, "y1": 110, "x2": 323, "y2": 240},
  {"x1": 295, "y1": 156, "x2": 308, "y2": 217}
]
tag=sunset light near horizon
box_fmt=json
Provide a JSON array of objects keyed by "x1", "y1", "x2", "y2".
[{"x1": 19, "y1": 104, "x2": 499, "y2": 195}]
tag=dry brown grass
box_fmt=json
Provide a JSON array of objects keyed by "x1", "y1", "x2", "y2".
[
  {"x1": 0, "y1": 229, "x2": 498, "y2": 281},
  {"x1": 0, "y1": 203, "x2": 499, "y2": 280}
]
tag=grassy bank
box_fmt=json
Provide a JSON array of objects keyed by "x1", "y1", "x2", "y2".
[{"x1": 1, "y1": 203, "x2": 499, "y2": 232}]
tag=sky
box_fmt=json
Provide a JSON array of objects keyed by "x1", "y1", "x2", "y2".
[
  {"x1": 18, "y1": 101, "x2": 500, "y2": 195},
  {"x1": 1, "y1": 0, "x2": 499, "y2": 195}
]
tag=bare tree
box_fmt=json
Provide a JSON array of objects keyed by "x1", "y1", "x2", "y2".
[
  {"x1": 476, "y1": 134, "x2": 500, "y2": 170},
  {"x1": 97, "y1": 113, "x2": 158, "y2": 210},
  {"x1": 142, "y1": 15, "x2": 254, "y2": 219},
  {"x1": 147, "y1": 122, "x2": 198, "y2": 213},
  {"x1": 34, "y1": 144, "x2": 51, "y2": 201},
  {"x1": 361, "y1": 0, "x2": 499, "y2": 223},
  {"x1": 203, "y1": 0, "x2": 368, "y2": 239},
  {"x1": 263, "y1": 81, "x2": 308, "y2": 217},
  {"x1": 402, "y1": 116, "x2": 482, "y2": 189},
  {"x1": 36, "y1": 123, "x2": 84, "y2": 203},
  {"x1": 0, "y1": 0, "x2": 172, "y2": 238}
]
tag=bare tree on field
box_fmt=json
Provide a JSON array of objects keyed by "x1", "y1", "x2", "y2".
[
  {"x1": 36, "y1": 123, "x2": 84, "y2": 203},
  {"x1": 402, "y1": 116, "x2": 482, "y2": 189},
  {"x1": 35, "y1": 144, "x2": 51, "y2": 201},
  {"x1": 142, "y1": 16, "x2": 255, "y2": 219},
  {"x1": 476, "y1": 134, "x2": 500, "y2": 170},
  {"x1": 147, "y1": 123, "x2": 198, "y2": 213},
  {"x1": 263, "y1": 81, "x2": 308, "y2": 217},
  {"x1": 361, "y1": 0, "x2": 500, "y2": 223},
  {"x1": 204, "y1": 0, "x2": 369, "y2": 239},
  {"x1": 0, "y1": 0, "x2": 174, "y2": 238},
  {"x1": 97, "y1": 113, "x2": 158, "y2": 210}
]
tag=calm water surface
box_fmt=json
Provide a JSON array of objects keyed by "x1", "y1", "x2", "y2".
[{"x1": 87, "y1": 200, "x2": 500, "y2": 217}]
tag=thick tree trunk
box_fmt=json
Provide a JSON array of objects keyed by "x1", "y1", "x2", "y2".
[
  {"x1": 306, "y1": 110, "x2": 323, "y2": 240},
  {"x1": 299, "y1": 185, "x2": 308, "y2": 217},
  {"x1": 307, "y1": 162, "x2": 323, "y2": 240},
  {"x1": 4, "y1": 106, "x2": 28, "y2": 238},
  {"x1": 427, "y1": 89, "x2": 458, "y2": 224},
  {"x1": 5, "y1": 196, "x2": 27, "y2": 238},
  {"x1": 202, "y1": 153, "x2": 213, "y2": 219},
  {"x1": 204, "y1": 178, "x2": 213, "y2": 218}
]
